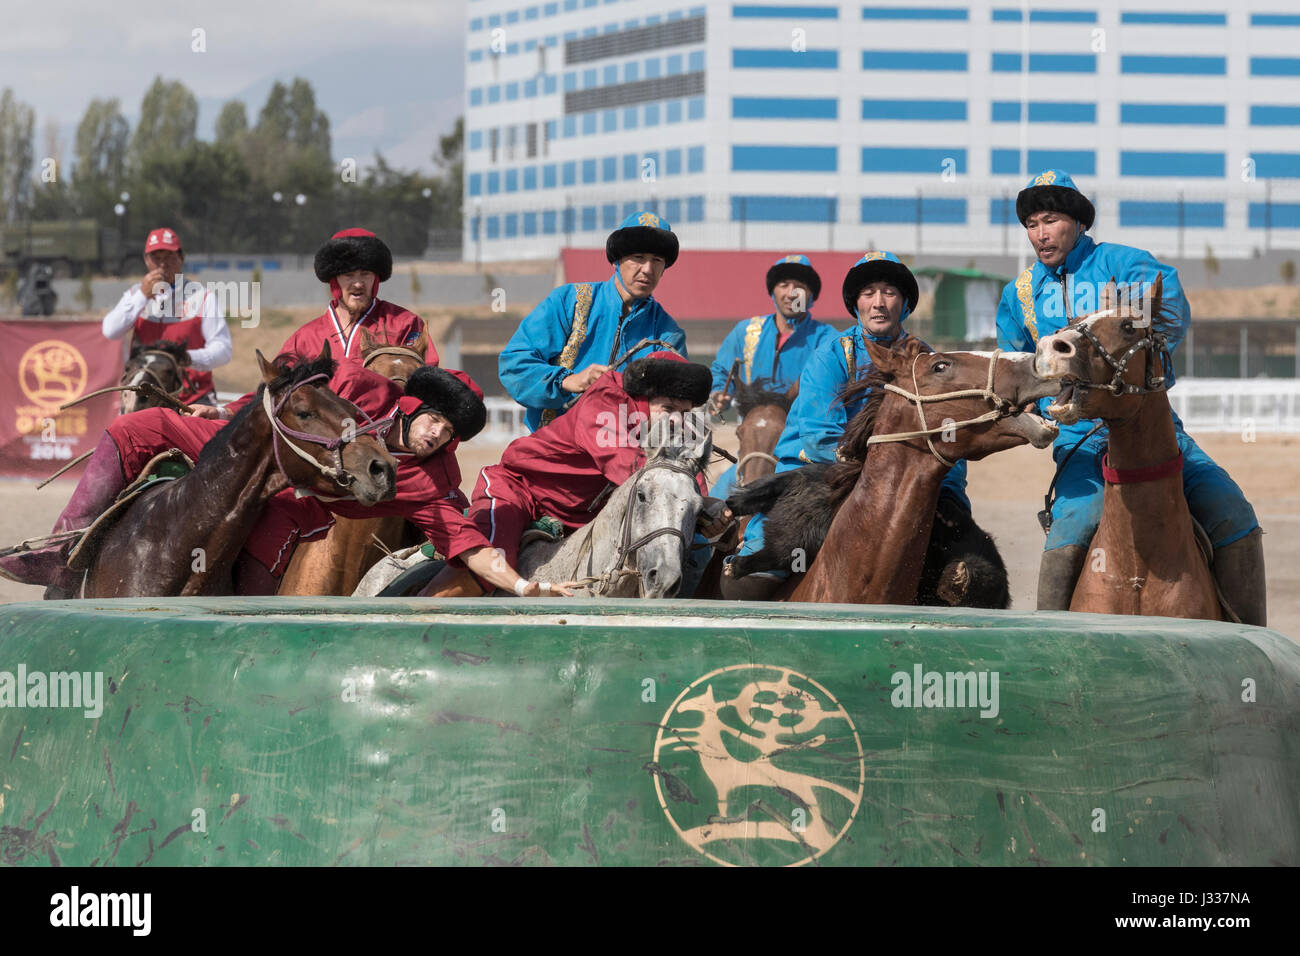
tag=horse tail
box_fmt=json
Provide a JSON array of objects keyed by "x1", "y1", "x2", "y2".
[{"x1": 726, "y1": 470, "x2": 801, "y2": 515}]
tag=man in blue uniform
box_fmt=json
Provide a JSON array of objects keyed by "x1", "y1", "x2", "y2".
[
  {"x1": 719, "y1": 251, "x2": 970, "y2": 600},
  {"x1": 997, "y1": 169, "x2": 1265, "y2": 624},
  {"x1": 707, "y1": 254, "x2": 841, "y2": 498},
  {"x1": 499, "y1": 211, "x2": 688, "y2": 432}
]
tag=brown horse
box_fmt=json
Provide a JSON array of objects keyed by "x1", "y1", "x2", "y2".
[
  {"x1": 80, "y1": 344, "x2": 396, "y2": 597},
  {"x1": 1032, "y1": 277, "x2": 1222, "y2": 620},
  {"x1": 120, "y1": 340, "x2": 190, "y2": 414},
  {"x1": 782, "y1": 337, "x2": 1060, "y2": 603},
  {"x1": 275, "y1": 328, "x2": 429, "y2": 596},
  {"x1": 732, "y1": 378, "x2": 794, "y2": 488}
]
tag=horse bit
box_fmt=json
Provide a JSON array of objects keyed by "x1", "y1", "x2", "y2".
[{"x1": 261, "y1": 373, "x2": 393, "y2": 499}]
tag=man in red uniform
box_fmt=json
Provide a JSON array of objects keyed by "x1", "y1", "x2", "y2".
[
  {"x1": 425, "y1": 352, "x2": 726, "y2": 597},
  {"x1": 2, "y1": 361, "x2": 562, "y2": 598},
  {"x1": 277, "y1": 228, "x2": 436, "y2": 364},
  {"x1": 102, "y1": 227, "x2": 233, "y2": 405}
]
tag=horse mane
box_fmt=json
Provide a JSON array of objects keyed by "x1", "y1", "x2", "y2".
[
  {"x1": 129, "y1": 339, "x2": 189, "y2": 363},
  {"x1": 197, "y1": 355, "x2": 339, "y2": 467},
  {"x1": 733, "y1": 378, "x2": 793, "y2": 417}
]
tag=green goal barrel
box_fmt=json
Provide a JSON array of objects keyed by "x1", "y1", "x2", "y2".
[{"x1": 1, "y1": 598, "x2": 1297, "y2": 867}]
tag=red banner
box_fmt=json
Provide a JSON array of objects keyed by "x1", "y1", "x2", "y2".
[{"x1": 0, "y1": 320, "x2": 124, "y2": 479}]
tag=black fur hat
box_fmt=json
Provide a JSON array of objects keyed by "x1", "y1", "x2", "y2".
[
  {"x1": 605, "y1": 211, "x2": 680, "y2": 268},
  {"x1": 1016, "y1": 170, "x2": 1095, "y2": 229},
  {"x1": 841, "y1": 252, "x2": 919, "y2": 316},
  {"x1": 623, "y1": 355, "x2": 711, "y2": 405},
  {"x1": 404, "y1": 366, "x2": 487, "y2": 440},
  {"x1": 313, "y1": 228, "x2": 394, "y2": 282},
  {"x1": 765, "y1": 254, "x2": 821, "y2": 302}
]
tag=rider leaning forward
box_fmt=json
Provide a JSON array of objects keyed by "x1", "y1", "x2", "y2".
[
  {"x1": 707, "y1": 253, "x2": 840, "y2": 500},
  {"x1": 997, "y1": 169, "x2": 1265, "y2": 625},
  {"x1": 102, "y1": 227, "x2": 233, "y2": 406},
  {"x1": 719, "y1": 251, "x2": 972, "y2": 600},
  {"x1": 423, "y1": 352, "x2": 730, "y2": 598},
  {"x1": 499, "y1": 211, "x2": 687, "y2": 432}
]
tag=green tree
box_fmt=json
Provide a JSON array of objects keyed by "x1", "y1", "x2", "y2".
[
  {"x1": 70, "y1": 98, "x2": 130, "y2": 229},
  {"x1": 129, "y1": 77, "x2": 198, "y2": 164},
  {"x1": 215, "y1": 100, "x2": 249, "y2": 143},
  {"x1": 0, "y1": 88, "x2": 36, "y2": 222}
]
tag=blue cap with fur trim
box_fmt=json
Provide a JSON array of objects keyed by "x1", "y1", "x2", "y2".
[
  {"x1": 1016, "y1": 169, "x2": 1095, "y2": 230},
  {"x1": 605, "y1": 211, "x2": 679, "y2": 268},
  {"x1": 842, "y1": 251, "x2": 918, "y2": 336}
]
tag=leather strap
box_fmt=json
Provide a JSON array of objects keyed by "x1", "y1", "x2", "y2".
[{"x1": 1101, "y1": 451, "x2": 1183, "y2": 485}]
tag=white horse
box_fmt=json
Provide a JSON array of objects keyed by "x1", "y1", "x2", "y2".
[{"x1": 353, "y1": 424, "x2": 714, "y2": 599}]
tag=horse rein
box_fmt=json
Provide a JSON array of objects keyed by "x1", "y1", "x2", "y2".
[
  {"x1": 866, "y1": 349, "x2": 1016, "y2": 467},
  {"x1": 736, "y1": 451, "x2": 779, "y2": 486},
  {"x1": 362, "y1": 345, "x2": 425, "y2": 386},
  {"x1": 1065, "y1": 310, "x2": 1172, "y2": 396},
  {"x1": 261, "y1": 373, "x2": 393, "y2": 498}
]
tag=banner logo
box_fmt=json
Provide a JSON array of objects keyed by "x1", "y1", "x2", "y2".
[
  {"x1": 651, "y1": 664, "x2": 865, "y2": 866},
  {"x1": 18, "y1": 340, "x2": 87, "y2": 408}
]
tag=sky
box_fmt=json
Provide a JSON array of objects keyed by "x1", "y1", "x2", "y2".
[{"x1": 0, "y1": 0, "x2": 468, "y2": 172}]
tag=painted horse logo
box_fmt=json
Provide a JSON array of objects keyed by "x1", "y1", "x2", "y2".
[
  {"x1": 19, "y1": 340, "x2": 88, "y2": 407},
  {"x1": 652, "y1": 664, "x2": 864, "y2": 866}
]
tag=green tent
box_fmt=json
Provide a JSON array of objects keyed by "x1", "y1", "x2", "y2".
[{"x1": 915, "y1": 267, "x2": 1012, "y2": 342}]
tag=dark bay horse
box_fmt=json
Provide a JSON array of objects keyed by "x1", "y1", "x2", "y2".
[
  {"x1": 81, "y1": 344, "x2": 396, "y2": 597},
  {"x1": 728, "y1": 336, "x2": 1060, "y2": 605},
  {"x1": 120, "y1": 340, "x2": 190, "y2": 414},
  {"x1": 1032, "y1": 277, "x2": 1223, "y2": 620},
  {"x1": 732, "y1": 378, "x2": 794, "y2": 488},
  {"x1": 276, "y1": 328, "x2": 428, "y2": 596}
]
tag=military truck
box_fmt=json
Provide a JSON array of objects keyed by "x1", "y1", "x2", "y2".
[{"x1": 0, "y1": 219, "x2": 133, "y2": 278}]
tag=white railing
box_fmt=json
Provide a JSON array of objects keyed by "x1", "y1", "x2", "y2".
[
  {"x1": 481, "y1": 397, "x2": 530, "y2": 442},
  {"x1": 1169, "y1": 379, "x2": 1300, "y2": 433}
]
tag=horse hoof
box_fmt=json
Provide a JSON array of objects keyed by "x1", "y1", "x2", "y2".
[{"x1": 937, "y1": 561, "x2": 970, "y2": 605}]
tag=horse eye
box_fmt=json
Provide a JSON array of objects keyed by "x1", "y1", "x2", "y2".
[
  {"x1": 1120, "y1": 320, "x2": 1135, "y2": 334},
  {"x1": 932, "y1": 360, "x2": 950, "y2": 373},
  {"x1": 637, "y1": 490, "x2": 647, "y2": 502},
  {"x1": 296, "y1": 409, "x2": 313, "y2": 421}
]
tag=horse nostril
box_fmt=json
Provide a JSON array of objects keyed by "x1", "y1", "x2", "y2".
[
  {"x1": 1051, "y1": 338, "x2": 1074, "y2": 356},
  {"x1": 370, "y1": 458, "x2": 394, "y2": 487}
]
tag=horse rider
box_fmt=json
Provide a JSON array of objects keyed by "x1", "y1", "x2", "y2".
[
  {"x1": 998, "y1": 169, "x2": 1265, "y2": 624},
  {"x1": 277, "y1": 228, "x2": 435, "y2": 364},
  {"x1": 1, "y1": 361, "x2": 565, "y2": 598},
  {"x1": 422, "y1": 352, "x2": 730, "y2": 597},
  {"x1": 719, "y1": 252, "x2": 971, "y2": 600},
  {"x1": 102, "y1": 227, "x2": 233, "y2": 406},
  {"x1": 706, "y1": 253, "x2": 841, "y2": 499},
  {"x1": 499, "y1": 210, "x2": 688, "y2": 432}
]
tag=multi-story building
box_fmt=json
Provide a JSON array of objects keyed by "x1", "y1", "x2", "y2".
[{"x1": 463, "y1": 1, "x2": 1300, "y2": 262}]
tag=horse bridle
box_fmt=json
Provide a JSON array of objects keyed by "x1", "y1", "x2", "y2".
[
  {"x1": 866, "y1": 349, "x2": 1020, "y2": 468},
  {"x1": 1065, "y1": 311, "x2": 1172, "y2": 396},
  {"x1": 123, "y1": 349, "x2": 186, "y2": 399},
  {"x1": 363, "y1": 345, "x2": 424, "y2": 386},
  {"x1": 612, "y1": 456, "x2": 702, "y2": 578},
  {"x1": 261, "y1": 373, "x2": 393, "y2": 498}
]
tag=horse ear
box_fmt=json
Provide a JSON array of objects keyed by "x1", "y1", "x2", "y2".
[
  {"x1": 316, "y1": 339, "x2": 332, "y2": 363},
  {"x1": 1148, "y1": 273, "x2": 1164, "y2": 323},
  {"x1": 685, "y1": 412, "x2": 713, "y2": 473},
  {"x1": 256, "y1": 350, "x2": 277, "y2": 385},
  {"x1": 1101, "y1": 276, "x2": 1118, "y2": 312},
  {"x1": 358, "y1": 327, "x2": 375, "y2": 354},
  {"x1": 412, "y1": 325, "x2": 430, "y2": 361}
]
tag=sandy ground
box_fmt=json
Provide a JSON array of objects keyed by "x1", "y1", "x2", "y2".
[{"x1": 1, "y1": 428, "x2": 1295, "y2": 640}]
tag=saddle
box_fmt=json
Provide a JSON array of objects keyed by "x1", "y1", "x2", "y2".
[{"x1": 67, "y1": 449, "x2": 194, "y2": 572}]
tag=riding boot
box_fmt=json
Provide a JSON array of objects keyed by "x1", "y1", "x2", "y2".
[
  {"x1": 0, "y1": 432, "x2": 126, "y2": 595},
  {"x1": 1035, "y1": 544, "x2": 1088, "y2": 611},
  {"x1": 1212, "y1": 529, "x2": 1267, "y2": 627},
  {"x1": 421, "y1": 563, "x2": 485, "y2": 598}
]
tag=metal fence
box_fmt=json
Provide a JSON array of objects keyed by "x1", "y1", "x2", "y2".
[{"x1": 1169, "y1": 378, "x2": 1300, "y2": 433}]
